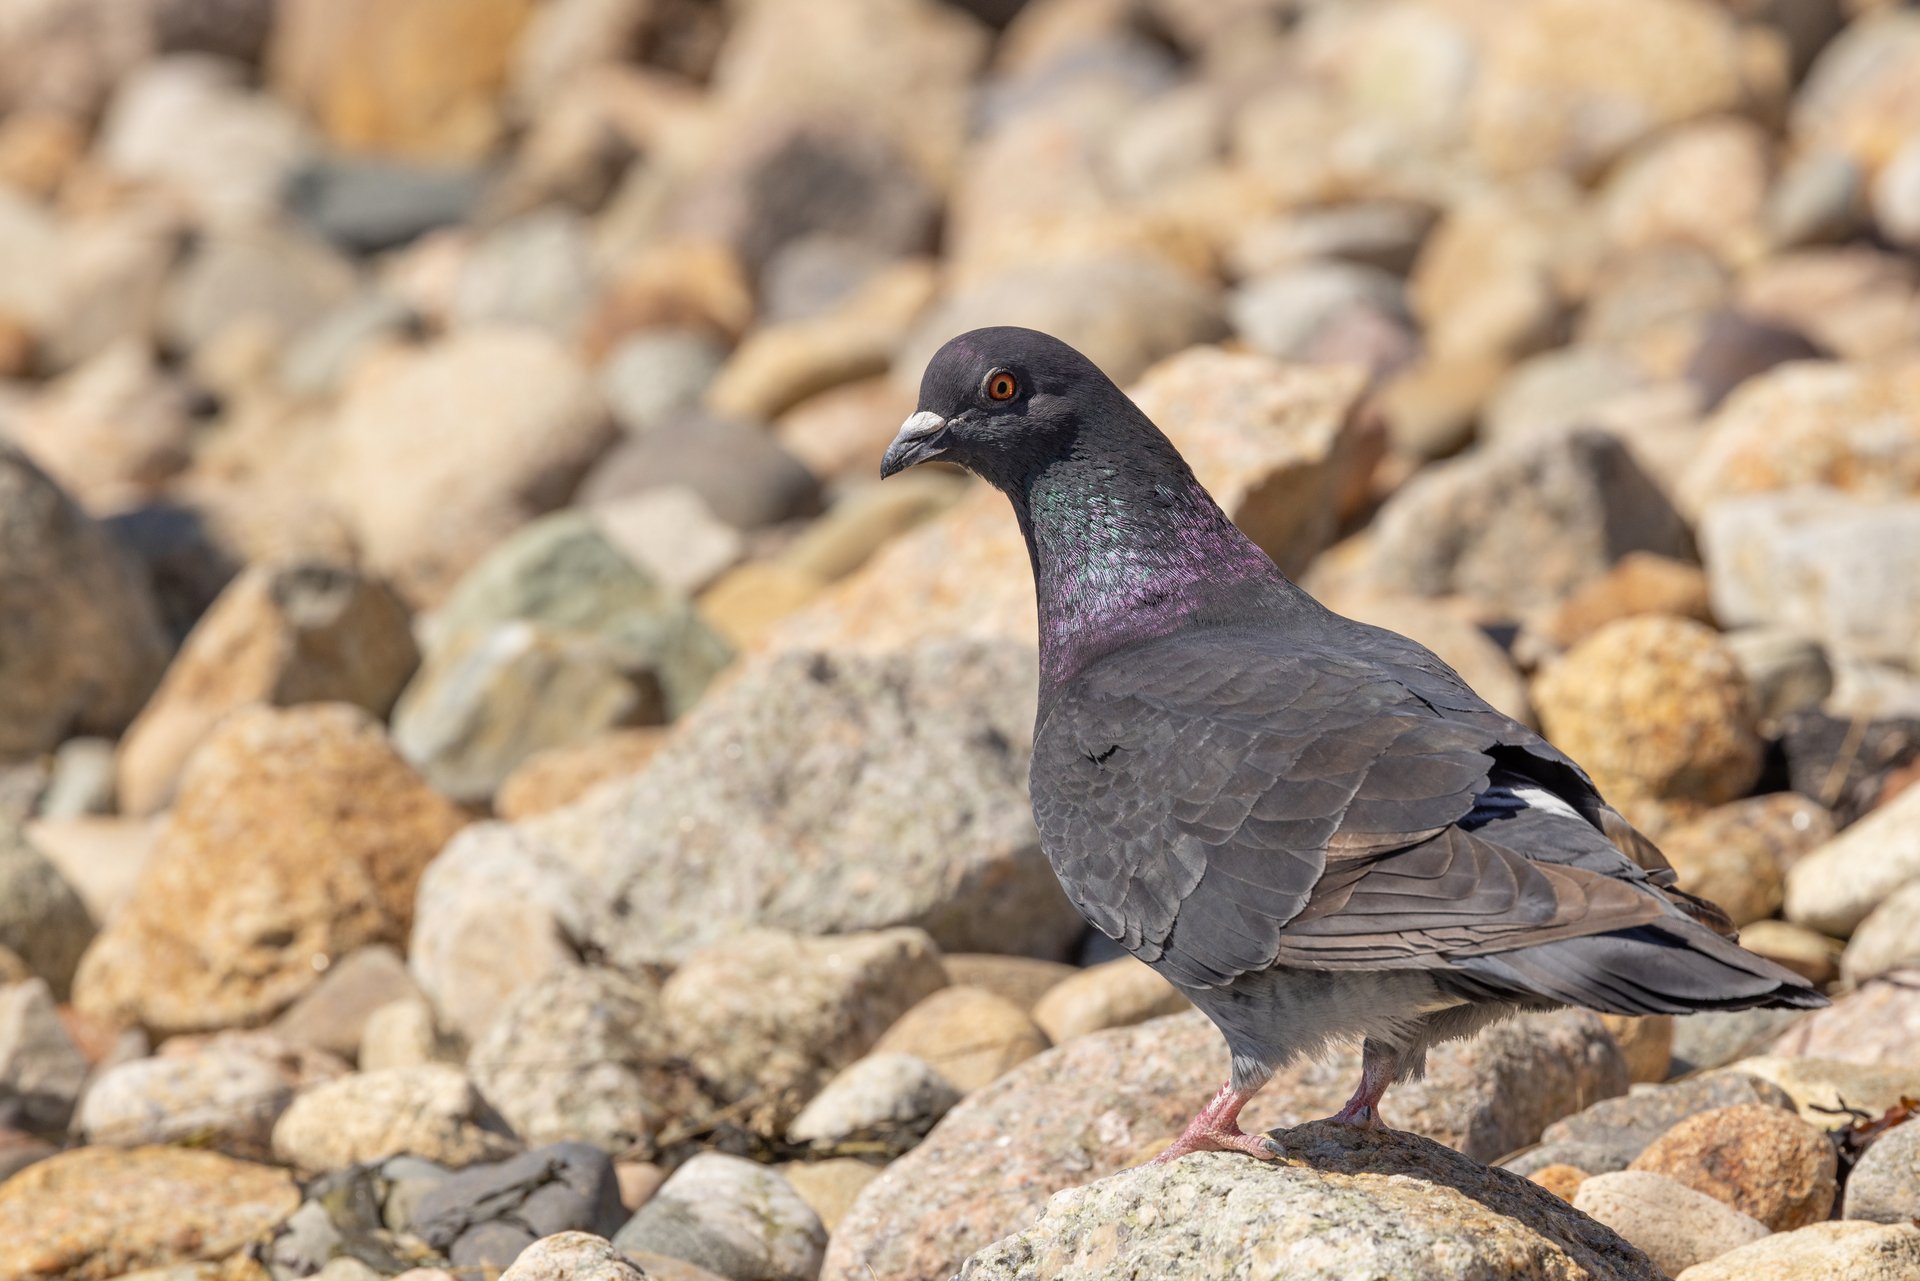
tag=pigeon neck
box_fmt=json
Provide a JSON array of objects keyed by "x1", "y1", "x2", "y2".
[{"x1": 1013, "y1": 451, "x2": 1293, "y2": 690}]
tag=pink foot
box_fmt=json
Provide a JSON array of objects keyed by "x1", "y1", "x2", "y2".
[
  {"x1": 1320, "y1": 1039, "x2": 1397, "y2": 1130},
  {"x1": 1150, "y1": 1080, "x2": 1282, "y2": 1165}
]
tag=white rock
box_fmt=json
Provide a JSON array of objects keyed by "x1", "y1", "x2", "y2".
[
  {"x1": 1784, "y1": 784, "x2": 1920, "y2": 936},
  {"x1": 787, "y1": 1053, "x2": 961, "y2": 1147},
  {"x1": 611, "y1": 1153, "x2": 826, "y2": 1281}
]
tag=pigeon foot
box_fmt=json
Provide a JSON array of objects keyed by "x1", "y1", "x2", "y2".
[{"x1": 1150, "y1": 1079, "x2": 1281, "y2": 1164}]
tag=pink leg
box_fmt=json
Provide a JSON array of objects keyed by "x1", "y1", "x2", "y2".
[
  {"x1": 1150, "y1": 1079, "x2": 1281, "y2": 1164},
  {"x1": 1327, "y1": 1038, "x2": 1399, "y2": 1129}
]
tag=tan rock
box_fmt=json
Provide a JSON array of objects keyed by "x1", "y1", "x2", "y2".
[
  {"x1": 1674, "y1": 1220, "x2": 1920, "y2": 1281},
  {"x1": 73, "y1": 705, "x2": 466, "y2": 1036},
  {"x1": 1786, "y1": 784, "x2": 1920, "y2": 936},
  {"x1": 1572, "y1": 1169, "x2": 1771, "y2": 1276},
  {"x1": 775, "y1": 376, "x2": 919, "y2": 483},
  {"x1": 1529, "y1": 1163, "x2": 1590, "y2": 1201},
  {"x1": 1533, "y1": 617, "x2": 1763, "y2": 811},
  {"x1": 1732, "y1": 1054, "x2": 1920, "y2": 1130},
  {"x1": 1629, "y1": 1102, "x2": 1838, "y2": 1230},
  {"x1": 871, "y1": 987, "x2": 1050, "y2": 1092},
  {"x1": 1737, "y1": 920, "x2": 1841, "y2": 986},
  {"x1": 115, "y1": 564, "x2": 418, "y2": 816},
  {"x1": 8, "y1": 340, "x2": 190, "y2": 510},
  {"x1": 271, "y1": 1064, "x2": 519, "y2": 1172},
  {"x1": 1600, "y1": 117, "x2": 1771, "y2": 265},
  {"x1": 779, "y1": 473, "x2": 969, "y2": 586},
  {"x1": 499, "y1": 1233, "x2": 643, "y2": 1281},
  {"x1": 1793, "y1": 10, "x2": 1920, "y2": 171},
  {"x1": 1842, "y1": 880, "x2": 1920, "y2": 982},
  {"x1": 22, "y1": 816, "x2": 160, "y2": 926},
  {"x1": 699, "y1": 562, "x2": 828, "y2": 649},
  {"x1": 494, "y1": 728, "x2": 668, "y2": 821},
  {"x1": 1599, "y1": 1015, "x2": 1673, "y2": 1085},
  {"x1": 0, "y1": 1146, "x2": 298, "y2": 1281},
  {"x1": 938, "y1": 955, "x2": 1078, "y2": 1014},
  {"x1": 583, "y1": 240, "x2": 754, "y2": 353},
  {"x1": 270, "y1": 0, "x2": 536, "y2": 161},
  {"x1": 780, "y1": 1159, "x2": 883, "y2": 1235},
  {"x1": 1528, "y1": 554, "x2": 1714, "y2": 655},
  {"x1": 1031, "y1": 958, "x2": 1190, "y2": 1045}
]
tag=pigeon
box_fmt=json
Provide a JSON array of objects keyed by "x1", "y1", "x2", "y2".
[{"x1": 880, "y1": 326, "x2": 1826, "y2": 1164}]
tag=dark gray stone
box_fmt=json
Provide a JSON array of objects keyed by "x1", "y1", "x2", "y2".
[
  {"x1": 286, "y1": 158, "x2": 487, "y2": 256},
  {"x1": 410, "y1": 1142, "x2": 627, "y2": 1271}
]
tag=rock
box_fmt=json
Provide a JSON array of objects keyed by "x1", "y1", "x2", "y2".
[
  {"x1": 161, "y1": 220, "x2": 358, "y2": 364},
  {"x1": 594, "y1": 489, "x2": 746, "y2": 598},
  {"x1": 360, "y1": 997, "x2": 451, "y2": 1073},
  {"x1": 601, "y1": 331, "x2": 728, "y2": 438},
  {"x1": 0, "y1": 1130, "x2": 54, "y2": 1183},
  {"x1": 778, "y1": 1160, "x2": 880, "y2": 1235},
  {"x1": 953, "y1": 1125, "x2": 1662, "y2": 1281},
  {"x1": 580, "y1": 412, "x2": 822, "y2": 533},
  {"x1": 611, "y1": 1153, "x2": 826, "y2": 1281},
  {"x1": 286, "y1": 156, "x2": 485, "y2": 257},
  {"x1": 0, "y1": 445, "x2": 170, "y2": 759},
  {"x1": 1844, "y1": 1119, "x2": 1920, "y2": 1224},
  {"x1": 0, "y1": 1146, "x2": 299, "y2": 1281},
  {"x1": 697, "y1": 563, "x2": 829, "y2": 649},
  {"x1": 1732, "y1": 1055, "x2": 1920, "y2": 1130},
  {"x1": 1572, "y1": 1170, "x2": 1771, "y2": 1277},
  {"x1": 1361, "y1": 431, "x2": 1694, "y2": 616},
  {"x1": 37, "y1": 738, "x2": 117, "y2": 821},
  {"x1": 272, "y1": 1065, "x2": 520, "y2": 1172},
  {"x1": 115, "y1": 563, "x2": 418, "y2": 816},
  {"x1": 1724, "y1": 628, "x2": 1835, "y2": 723},
  {"x1": 1630, "y1": 1103, "x2": 1838, "y2": 1230},
  {"x1": 1031, "y1": 958, "x2": 1191, "y2": 1044},
  {"x1": 269, "y1": 945, "x2": 423, "y2": 1061},
  {"x1": 22, "y1": 816, "x2": 161, "y2": 929},
  {"x1": 1599, "y1": 117, "x2": 1770, "y2": 265},
  {"x1": 422, "y1": 509, "x2": 731, "y2": 722},
  {"x1": 1843, "y1": 880, "x2": 1920, "y2": 982},
  {"x1": 526, "y1": 642, "x2": 1084, "y2": 966},
  {"x1": 787, "y1": 1054, "x2": 962, "y2": 1148},
  {"x1": 1530, "y1": 1163, "x2": 1590, "y2": 1201},
  {"x1": 1683, "y1": 361, "x2": 1920, "y2": 514},
  {"x1": 1792, "y1": 9, "x2": 1920, "y2": 172},
  {"x1": 494, "y1": 730, "x2": 669, "y2": 823},
  {"x1": 1407, "y1": 182, "x2": 1580, "y2": 364},
  {"x1": 623, "y1": 1254, "x2": 731, "y2": 1281},
  {"x1": 1873, "y1": 138, "x2": 1920, "y2": 250},
  {"x1": 407, "y1": 823, "x2": 588, "y2": 1045},
  {"x1": 8, "y1": 340, "x2": 191, "y2": 511},
  {"x1": 1737, "y1": 248, "x2": 1920, "y2": 365},
  {"x1": 73, "y1": 705, "x2": 466, "y2": 1037},
  {"x1": 1481, "y1": 346, "x2": 1651, "y2": 450},
  {"x1": 99, "y1": 56, "x2": 314, "y2": 228},
  {"x1": 1738, "y1": 920, "x2": 1841, "y2": 986},
  {"x1": 412, "y1": 1144, "x2": 627, "y2": 1271},
  {"x1": 822, "y1": 1009, "x2": 1625, "y2": 1281},
  {"x1": 777, "y1": 473, "x2": 968, "y2": 586},
  {"x1": 1525, "y1": 554, "x2": 1713, "y2": 656},
  {"x1": 894, "y1": 255, "x2": 1226, "y2": 396},
  {"x1": 1785, "y1": 785, "x2": 1920, "y2": 936},
  {"x1": 269, "y1": 0, "x2": 535, "y2": 161},
  {"x1": 329, "y1": 329, "x2": 615, "y2": 605},
  {"x1": 0, "y1": 824, "x2": 94, "y2": 999},
  {"x1": 75, "y1": 1031, "x2": 344, "y2": 1157},
  {"x1": 1528, "y1": 1069, "x2": 1798, "y2": 1173},
  {"x1": 663, "y1": 928, "x2": 948, "y2": 1128},
  {"x1": 1765, "y1": 149, "x2": 1868, "y2": 250},
  {"x1": 870, "y1": 988, "x2": 1051, "y2": 1093},
  {"x1": 1660, "y1": 797, "x2": 1826, "y2": 927},
  {"x1": 1685, "y1": 312, "x2": 1826, "y2": 413},
  {"x1": 1226, "y1": 201, "x2": 1437, "y2": 280},
  {"x1": 1765, "y1": 970, "x2": 1920, "y2": 1067},
  {"x1": 775, "y1": 376, "x2": 917, "y2": 483},
  {"x1": 938, "y1": 956, "x2": 1079, "y2": 1013},
  {"x1": 1702, "y1": 489, "x2": 1920, "y2": 667},
  {"x1": 1533, "y1": 618, "x2": 1762, "y2": 814},
  {"x1": 1779, "y1": 711, "x2": 1920, "y2": 826},
  {"x1": 499, "y1": 1232, "x2": 643, "y2": 1281},
  {"x1": 1466, "y1": 0, "x2": 1761, "y2": 178},
  {"x1": 468, "y1": 966, "x2": 699, "y2": 1154},
  {"x1": 1673, "y1": 1220, "x2": 1920, "y2": 1281},
  {"x1": 1227, "y1": 260, "x2": 1415, "y2": 380},
  {"x1": 1599, "y1": 1015, "x2": 1673, "y2": 1085},
  {"x1": 451, "y1": 209, "x2": 597, "y2": 339},
  {"x1": 0, "y1": 979, "x2": 90, "y2": 1136}
]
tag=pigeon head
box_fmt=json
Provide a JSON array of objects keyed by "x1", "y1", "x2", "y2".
[{"x1": 880, "y1": 326, "x2": 1140, "y2": 491}]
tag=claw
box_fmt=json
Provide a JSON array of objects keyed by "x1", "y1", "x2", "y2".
[{"x1": 1150, "y1": 1078, "x2": 1280, "y2": 1165}]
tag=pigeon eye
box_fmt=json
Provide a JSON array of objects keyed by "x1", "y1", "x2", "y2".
[{"x1": 986, "y1": 371, "x2": 1018, "y2": 401}]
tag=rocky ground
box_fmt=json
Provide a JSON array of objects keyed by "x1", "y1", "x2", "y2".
[{"x1": 2, "y1": 0, "x2": 1920, "y2": 1278}]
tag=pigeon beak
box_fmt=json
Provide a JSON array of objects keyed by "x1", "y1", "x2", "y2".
[{"x1": 880, "y1": 410, "x2": 950, "y2": 479}]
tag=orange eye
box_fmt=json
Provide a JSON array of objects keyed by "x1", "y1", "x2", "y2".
[{"x1": 987, "y1": 371, "x2": 1018, "y2": 401}]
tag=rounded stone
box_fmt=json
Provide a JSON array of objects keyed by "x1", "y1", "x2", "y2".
[{"x1": 1629, "y1": 1103, "x2": 1838, "y2": 1230}]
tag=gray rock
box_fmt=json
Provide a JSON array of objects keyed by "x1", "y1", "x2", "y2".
[
  {"x1": 278, "y1": 293, "x2": 419, "y2": 400},
  {"x1": 1228, "y1": 261, "x2": 1412, "y2": 377},
  {"x1": 1724, "y1": 628, "x2": 1834, "y2": 724},
  {"x1": 1525, "y1": 1071, "x2": 1798, "y2": 1174},
  {"x1": 76, "y1": 1031, "x2": 345, "y2": 1157},
  {"x1": 1482, "y1": 346, "x2": 1650, "y2": 447},
  {"x1": 35, "y1": 738, "x2": 116, "y2": 820},
  {"x1": 1360, "y1": 430, "x2": 1694, "y2": 614},
  {"x1": 1227, "y1": 202, "x2": 1436, "y2": 279},
  {"x1": 1503, "y1": 1139, "x2": 1635, "y2": 1179},
  {"x1": 270, "y1": 945, "x2": 424, "y2": 1062},
  {"x1": 600, "y1": 331, "x2": 728, "y2": 438},
  {"x1": 613, "y1": 1153, "x2": 826, "y2": 1281},
  {"x1": 1572, "y1": 1170, "x2": 1770, "y2": 1276},
  {"x1": 528, "y1": 642, "x2": 1083, "y2": 966},
  {"x1": 468, "y1": 966, "x2": 699, "y2": 1154},
  {"x1": 286, "y1": 157, "x2": 485, "y2": 255},
  {"x1": 894, "y1": 254, "x2": 1226, "y2": 396},
  {"x1": 578, "y1": 415, "x2": 822, "y2": 531},
  {"x1": 0, "y1": 823, "x2": 95, "y2": 999},
  {"x1": 1779, "y1": 711, "x2": 1920, "y2": 827},
  {"x1": 758, "y1": 236, "x2": 896, "y2": 324},
  {"x1": 412, "y1": 1142, "x2": 627, "y2": 1272},
  {"x1": 1684, "y1": 311, "x2": 1825, "y2": 412},
  {"x1": 1843, "y1": 880, "x2": 1920, "y2": 983},
  {"x1": 1843, "y1": 1119, "x2": 1920, "y2": 1224},
  {"x1": 451, "y1": 210, "x2": 597, "y2": 339},
  {"x1": 0, "y1": 979, "x2": 90, "y2": 1136},
  {"x1": 1703, "y1": 489, "x2": 1920, "y2": 667},
  {"x1": 378, "y1": 1154, "x2": 453, "y2": 1232},
  {"x1": 159, "y1": 219, "x2": 358, "y2": 358},
  {"x1": 787, "y1": 1053, "x2": 961, "y2": 1148},
  {"x1": 0, "y1": 445, "x2": 171, "y2": 760},
  {"x1": 265, "y1": 1198, "x2": 344, "y2": 1279},
  {"x1": 1670, "y1": 1007, "x2": 1816, "y2": 1076},
  {"x1": 592, "y1": 488, "x2": 746, "y2": 598},
  {"x1": 951, "y1": 1126, "x2": 1662, "y2": 1281}
]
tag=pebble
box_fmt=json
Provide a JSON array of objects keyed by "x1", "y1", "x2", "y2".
[
  {"x1": 1733, "y1": 1053, "x2": 1920, "y2": 1130},
  {"x1": 1737, "y1": 920, "x2": 1842, "y2": 986},
  {"x1": 611, "y1": 1153, "x2": 827, "y2": 1281},
  {"x1": 359, "y1": 996, "x2": 451, "y2": 1074},
  {"x1": 1524, "y1": 553, "x2": 1712, "y2": 657},
  {"x1": 579, "y1": 413, "x2": 821, "y2": 531},
  {"x1": 0, "y1": 978, "x2": 91, "y2": 1136},
  {"x1": 778, "y1": 472, "x2": 969, "y2": 586},
  {"x1": 73, "y1": 705, "x2": 467, "y2": 1037},
  {"x1": 1031, "y1": 957, "x2": 1191, "y2": 1044},
  {"x1": 1571, "y1": 1170, "x2": 1770, "y2": 1277},
  {"x1": 870, "y1": 986, "x2": 1052, "y2": 1093},
  {"x1": 1598, "y1": 1014, "x2": 1672, "y2": 1085},
  {"x1": 787, "y1": 1053, "x2": 962, "y2": 1148},
  {"x1": 1629, "y1": 1102, "x2": 1838, "y2": 1230},
  {"x1": 1528, "y1": 1163, "x2": 1589, "y2": 1201},
  {"x1": 271, "y1": 1065, "x2": 521, "y2": 1172},
  {"x1": 0, "y1": 1146, "x2": 299, "y2": 1281},
  {"x1": 1673, "y1": 1220, "x2": 1920, "y2": 1281},
  {"x1": 1724, "y1": 628, "x2": 1835, "y2": 724},
  {"x1": 36, "y1": 738, "x2": 117, "y2": 821}
]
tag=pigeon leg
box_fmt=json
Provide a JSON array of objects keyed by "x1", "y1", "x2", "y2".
[
  {"x1": 1150, "y1": 1079, "x2": 1282, "y2": 1164},
  {"x1": 1328, "y1": 1037, "x2": 1400, "y2": 1129}
]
